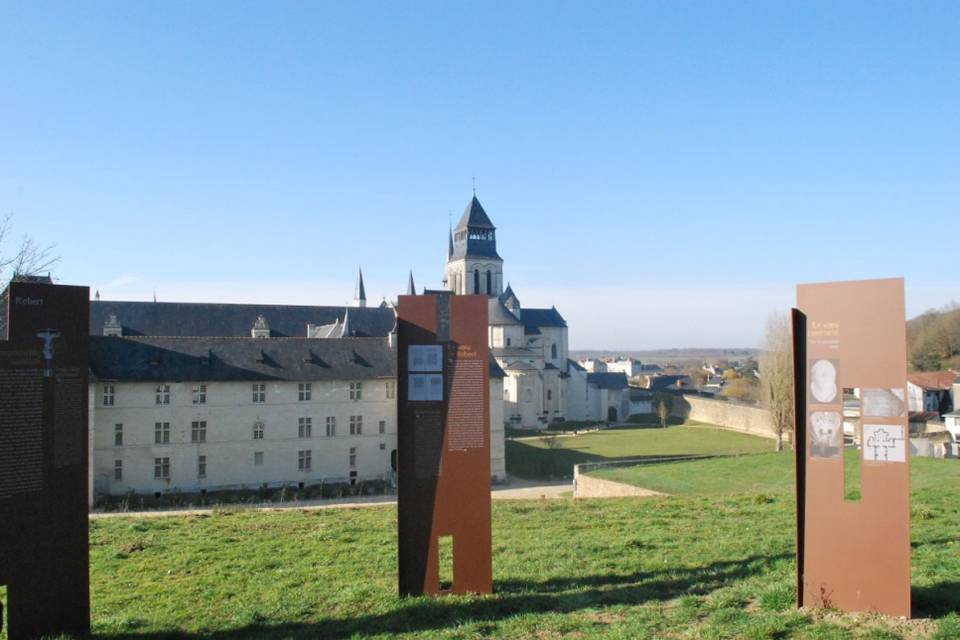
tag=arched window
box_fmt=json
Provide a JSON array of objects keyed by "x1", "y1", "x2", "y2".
[
  {"x1": 474, "y1": 269, "x2": 480, "y2": 294},
  {"x1": 486, "y1": 270, "x2": 492, "y2": 294},
  {"x1": 551, "y1": 344, "x2": 558, "y2": 359}
]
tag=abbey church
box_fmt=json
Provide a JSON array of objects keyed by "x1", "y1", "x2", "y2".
[
  {"x1": 81, "y1": 194, "x2": 626, "y2": 502},
  {"x1": 443, "y1": 196, "x2": 617, "y2": 428}
]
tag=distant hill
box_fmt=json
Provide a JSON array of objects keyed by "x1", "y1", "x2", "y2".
[
  {"x1": 570, "y1": 348, "x2": 758, "y2": 365},
  {"x1": 907, "y1": 303, "x2": 960, "y2": 371}
]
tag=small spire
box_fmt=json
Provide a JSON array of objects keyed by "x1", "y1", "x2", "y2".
[
  {"x1": 353, "y1": 267, "x2": 367, "y2": 307},
  {"x1": 472, "y1": 175, "x2": 476, "y2": 196},
  {"x1": 341, "y1": 307, "x2": 353, "y2": 337},
  {"x1": 153, "y1": 290, "x2": 157, "y2": 303},
  {"x1": 94, "y1": 290, "x2": 100, "y2": 301},
  {"x1": 407, "y1": 270, "x2": 416, "y2": 296},
  {"x1": 447, "y1": 223, "x2": 454, "y2": 259}
]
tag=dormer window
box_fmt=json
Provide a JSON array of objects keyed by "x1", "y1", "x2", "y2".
[
  {"x1": 251, "y1": 315, "x2": 270, "y2": 338},
  {"x1": 103, "y1": 313, "x2": 122, "y2": 337}
]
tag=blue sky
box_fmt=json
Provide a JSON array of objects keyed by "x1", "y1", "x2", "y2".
[{"x1": 1, "y1": 2, "x2": 957, "y2": 349}]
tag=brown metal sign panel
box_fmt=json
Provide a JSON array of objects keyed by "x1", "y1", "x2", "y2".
[
  {"x1": 0, "y1": 281, "x2": 91, "y2": 639},
  {"x1": 794, "y1": 278, "x2": 910, "y2": 617},
  {"x1": 397, "y1": 292, "x2": 493, "y2": 596}
]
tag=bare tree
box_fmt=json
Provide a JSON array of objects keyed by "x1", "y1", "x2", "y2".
[
  {"x1": 760, "y1": 312, "x2": 794, "y2": 452},
  {"x1": 0, "y1": 213, "x2": 59, "y2": 281},
  {"x1": 655, "y1": 394, "x2": 672, "y2": 428}
]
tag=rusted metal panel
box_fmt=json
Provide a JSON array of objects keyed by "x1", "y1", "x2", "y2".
[
  {"x1": 795, "y1": 278, "x2": 910, "y2": 617},
  {"x1": 397, "y1": 292, "x2": 492, "y2": 596}
]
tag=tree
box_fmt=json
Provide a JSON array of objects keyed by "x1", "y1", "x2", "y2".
[
  {"x1": 760, "y1": 312, "x2": 794, "y2": 452},
  {"x1": 721, "y1": 377, "x2": 760, "y2": 403},
  {"x1": 0, "y1": 213, "x2": 59, "y2": 281},
  {"x1": 654, "y1": 393, "x2": 673, "y2": 428}
]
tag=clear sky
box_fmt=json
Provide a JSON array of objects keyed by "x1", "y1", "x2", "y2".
[{"x1": 2, "y1": 2, "x2": 957, "y2": 350}]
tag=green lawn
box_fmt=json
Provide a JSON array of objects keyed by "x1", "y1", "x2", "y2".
[
  {"x1": 589, "y1": 450, "x2": 959, "y2": 498},
  {"x1": 507, "y1": 422, "x2": 775, "y2": 479},
  {"x1": 2, "y1": 458, "x2": 958, "y2": 639}
]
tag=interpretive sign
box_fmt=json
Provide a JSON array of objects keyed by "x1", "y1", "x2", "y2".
[
  {"x1": 397, "y1": 291, "x2": 492, "y2": 596},
  {"x1": 793, "y1": 278, "x2": 910, "y2": 617},
  {"x1": 0, "y1": 280, "x2": 90, "y2": 639}
]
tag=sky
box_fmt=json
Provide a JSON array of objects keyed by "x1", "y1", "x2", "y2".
[{"x1": 1, "y1": 2, "x2": 957, "y2": 350}]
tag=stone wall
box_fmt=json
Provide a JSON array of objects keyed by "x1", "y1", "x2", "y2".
[
  {"x1": 673, "y1": 394, "x2": 780, "y2": 441},
  {"x1": 573, "y1": 465, "x2": 664, "y2": 498}
]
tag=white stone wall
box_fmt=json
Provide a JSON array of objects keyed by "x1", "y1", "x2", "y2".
[
  {"x1": 565, "y1": 367, "x2": 589, "y2": 422},
  {"x1": 91, "y1": 379, "x2": 397, "y2": 497},
  {"x1": 489, "y1": 377, "x2": 506, "y2": 482}
]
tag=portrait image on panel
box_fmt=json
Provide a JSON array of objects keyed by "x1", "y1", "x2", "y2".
[{"x1": 809, "y1": 359, "x2": 839, "y2": 404}]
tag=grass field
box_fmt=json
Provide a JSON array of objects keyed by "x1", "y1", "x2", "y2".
[{"x1": 506, "y1": 422, "x2": 774, "y2": 479}]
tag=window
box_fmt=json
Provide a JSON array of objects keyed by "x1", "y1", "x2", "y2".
[
  {"x1": 114, "y1": 423, "x2": 123, "y2": 446},
  {"x1": 197, "y1": 455, "x2": 207, "y2": 478},
  {"x1": 103, "y1": 385, "x2": 115, "y2": 406},
  {"x1": 486, "y1": 269, "x2": 492, "y2": 294},
  {"x1": 254, "y1": 451, "x2": 264, "y2": 466},
  {"x1": 325, "y1": 416, "x2": 336, "y2": 437},
  {"x1": 154, "y1": 422, "x2": 170, "y2": 444},
  {"x1": 551, "y1": 344, "x2": 558, "y2": 359},
  {"x1": 385, "y1": 381, "x2": 395, "y2": 399},
  {"x1": 379, "y1": 442, "x2": 386, "y2": 450},
  {"x1": 114, "y1": 460, "x2": 123, "y2": 481},
  {"x1": 298, "y1": 416, "x2": 312, "y2": 438},
  {"x1": 298, "y1": 450, "x2": 312, "y2": 471},
  {"x1": 474, "y1": 269, "x2": 480, "y2": 294},
  {"x1": 349, "y1": 446, "x2": 357, "y2": 468},
  {"x1": 506, "y1": 337, "x2": 512, "y2": 346},
  {"x1": 154, "y1": 456, "x2": 170, "y2": 479},
  {"x1": 252, "y1": 383, "x2": 266, "y2": 403},
  {"x1": 379, "y1": 420, "x2": 386, "y2": 434},
  {"x1": 350, "y1": 382, "x2": 362, "y2": 401},
  {"x1": 253, "y1": 421, "x2": 264, "y2": 440},
  {"x1": 192, "y1": 384, "x2": 207, "y2": 404},
  {"x1": 298, "y1": 383, "x2": 312, "y2": 401},
  {"x1": 155, "y1": 384, "x2": 170, "y2": 405},
  {"x1": 191, "y1": 421, "x2": 207, "y2": 443},
  {"x1": 547, "y1": 389, "x2": 552, "y2": 401},
  {"x1": 350, "y1": 415, "x2": 362, "y2": 435}
]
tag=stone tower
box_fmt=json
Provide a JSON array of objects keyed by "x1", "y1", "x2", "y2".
[{"x1": 444, "y1": 196, "x2": 503, "y2": 297}]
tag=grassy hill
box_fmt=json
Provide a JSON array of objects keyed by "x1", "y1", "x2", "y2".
[
  {"x1": 0, "y1": 462, "x2": 950, "y2": 639},
  {"x1": 506, "y1": 422, "x2": 774, "y2": 479}
]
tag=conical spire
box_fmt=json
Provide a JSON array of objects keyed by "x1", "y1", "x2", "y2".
[
  {"x1": 407, "y1": 270, "x2": 416, "y2": 296},
  {"x1": 447, "y1": 225, "x2": 454, "y2": 259},
  {"x1": 341, "y1": 307, "x2": 353, "y2": 337},
  {"x1": 353, "y1": 267, "x2": 367, "y2": 308}
]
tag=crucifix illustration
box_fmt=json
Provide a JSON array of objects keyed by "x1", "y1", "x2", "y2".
[
  {"x1": 36, "y1": 328, "x2": 61, "y2": 377},
  {"x1": 866, "y1": 426, "x2": 902, "y2": 461}
]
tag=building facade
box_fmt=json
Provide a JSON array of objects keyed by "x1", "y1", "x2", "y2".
[{"x1": 88, "y1": 290, "x2": 507, "y2": 501}]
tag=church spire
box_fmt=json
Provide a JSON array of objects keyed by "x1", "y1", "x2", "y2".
[
  {"x1": 407, "y1": 270, "x2": 416, "y2": 296},
  {"x1": 353, "y1": 267, "x2": 367, "y2": 308},
  {"x1": 447, "y1": 224, "x2": 454, "y2": 259}
]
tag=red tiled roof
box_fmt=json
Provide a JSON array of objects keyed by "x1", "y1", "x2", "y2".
[{"x1": 907, "y1": 371, "x2": 956, "y2": 391}]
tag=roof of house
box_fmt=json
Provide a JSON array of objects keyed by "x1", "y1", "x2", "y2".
[
  {"x1": 567, "y1": 358, "x2": 586, "y2": 372},
  {"x1": 907, "y1": 371, "x2": 957, "y2": 391},
  {"x1": 629, "y1": 389, "x2": 654, "y2": 401},
  {"x1": 520, "y1": 307, "x2": 567, "y2": 328},
  {"x1": 587, "y1": 372, "x2": 629, "y2": 390},
  {"x1": 505, "y1": 360, "x2": 539, "y2": 372},
  {"x1": 646, "y1": 374, "x2": 691, "y2": 391},
  {"x1": 908, "y1": 410, "x2": 944, "y2": 423},
  {"x1": 488, "y1": 354, "x2": 506, "y2": 379},
  {"x1": 89, "y1": 336, "x2": 395, "y2": 383},
  {"x1": 90, "y1": 300, "x2": 396, "y2": 339}
]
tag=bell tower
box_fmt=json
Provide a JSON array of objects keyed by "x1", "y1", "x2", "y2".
[{"x1": 444, "y1": 195, "x2": 503, "y2": 297}]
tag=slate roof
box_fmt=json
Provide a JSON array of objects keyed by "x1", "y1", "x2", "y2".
[
  {"x1": 520, "y1": 307, "x2": 567, "y2": 328},
  {"x1": 587, "y1": 372, "x2": 629, "y2": 390},
  {"x1": 489, "y1": 354, "x2": 506, "y2": 379},
  {"x1": 89, "y1": 336, "x2": 395, "y2": 383},
  {"x1": 455, "y1": 196, "x2": 496, "y2": 231},
  {"x1": 567, "y1": 358, "x2": 586, "y2": 372},
  {"x1": 90, "y1": 301, "x2": 396, "y2": 338},
  {"x1": 488, "y1": 298, "x2": 522, "y2": 326}
]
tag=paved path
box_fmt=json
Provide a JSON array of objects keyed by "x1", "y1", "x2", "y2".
[{"x1": 90, "y1": 477, "x2": 572, "y2": 519}]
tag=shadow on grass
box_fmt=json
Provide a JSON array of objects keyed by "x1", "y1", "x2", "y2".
[
  {"x1": 913, "y1": 581, "x2": 960, "y2": 618},
  {"x1": 102, "y1": 553, "x2": 791, "y2": 640}
]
